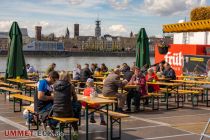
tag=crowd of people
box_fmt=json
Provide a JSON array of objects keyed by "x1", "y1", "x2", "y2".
[{"x1": 24, "y1": 61, "x2": 176, "y2": 139}]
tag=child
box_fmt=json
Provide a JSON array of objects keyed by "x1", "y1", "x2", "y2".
[{"x1": 82, "y1": 78, "x2": 106, "y2": 125}]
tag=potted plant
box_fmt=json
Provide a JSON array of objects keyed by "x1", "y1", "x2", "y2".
[{"x1": 158, "y1": 41, "x2": 169, "y2": 54}]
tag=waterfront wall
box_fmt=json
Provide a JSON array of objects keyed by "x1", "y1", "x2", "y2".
[{"x1": 0, "y1": 50, "x2": 154, "y2": 57}]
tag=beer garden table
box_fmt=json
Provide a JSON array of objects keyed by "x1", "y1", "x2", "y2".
[
  {"x1": 25, "y1": 83, "x2": 37, "y2": 96},
  {"x1": 7, "y1": 79, "x2": 37, "y2": 84},
  {"x1": 171, "y1": 79, "x2": 210, "y2": 106},
  {"x1": 7, "y1": 79, "x2": 37, "y2": 93},
  {"x1": 176, "y1": 75, "x2": 207, "y2": 80},
  {"x1": 147, "y1": 82, "x2": 183, "y2": 110},
  {"x1": 0, "y1": 75, "x2": 4, "y2": 81},
  {"x1": 0, "y1": 82, "x2": 10, "y2": 87},
  {"x1": 77, "y1": 94, "x2": 116, "y2": 140},
  {"x1": 170, "y1": 79, "x2": 210, "y2": 88},
  {"x1": 93, "y1": 76, "x2": 105, "y2": 81}
]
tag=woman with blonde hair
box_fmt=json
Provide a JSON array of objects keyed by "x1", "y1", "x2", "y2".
[{"x1": 53, "y1": 71, "x2": 81, "y2": 138}]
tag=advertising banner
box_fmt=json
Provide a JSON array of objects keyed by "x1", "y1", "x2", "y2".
[
  {"x1": 183, "y1": 55, "x2": 210, "y2": 75},
  {"x1": 155, "y1": 44, "x2": 209, "y2": 75}
]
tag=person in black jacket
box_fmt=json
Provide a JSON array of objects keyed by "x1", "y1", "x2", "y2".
[
  {"x1": 123, "y1": 66, "x2": 135, "y2": 81},
  {"x1": 80, "y1": 64, "x2": 92, "y2": 82},
  {"x1": 53, "y1": 71, "x2": 81, "y2": 137}
]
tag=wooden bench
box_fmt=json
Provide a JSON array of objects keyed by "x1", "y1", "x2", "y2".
[
  {"x1": 51, "y1": 117, "x2": 79, "y2": 140},
  {"x1": 186, "y1": 87, "x2": 204, "y2": 90},
  {"x1": 10, "y1": 94, "x2": 34, "y2": 112},
  {"x1": 101, "y1": 109, "x2": 129, "y2": 140},
  {"x1": 160, "y1": 88, "x2": 200, "y2": 94},
  {"x1": 0, "y1": 87, "x2": 22, "y2": 93},
  {"x1": 140, "y1": 93, "x2": 162, "y2": 110},
  {"x1": 0, "y1": 87, "x2": 22, "y2": 101},
  {"x1": 160, "y1": 88, "x2": 202, "y2": 107},
  {"x1": 0, "y1": 82, "x2": 11, "y2": 87},
  {"x1": 22, "y1": 106, "x2": 39, "y2": 130}
]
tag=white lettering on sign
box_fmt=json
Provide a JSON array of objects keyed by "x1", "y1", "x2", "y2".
[{"x1": 164, "y1": 52, "x2": 183, "y2": 66}]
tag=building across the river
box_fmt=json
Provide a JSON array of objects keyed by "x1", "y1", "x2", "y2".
[
  {"x1": 0, "y1": 19, "x2": 173, "y2": 54},
  {"x1": 0, "y1": 28, "x2": 31, "y2": 51}
]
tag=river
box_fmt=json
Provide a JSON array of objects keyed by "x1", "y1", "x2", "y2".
[{"x1": 0, "y1": 56, "x2": 154, "y2": 72}]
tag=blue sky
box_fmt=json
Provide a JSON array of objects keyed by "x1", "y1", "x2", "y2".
[{"x1": 0, "y1": 0, "x2": 209, "y2": 37}]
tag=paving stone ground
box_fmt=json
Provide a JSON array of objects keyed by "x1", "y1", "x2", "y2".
[{"x1": 0, "y1": 94, "x2": 210, "y2": 140}]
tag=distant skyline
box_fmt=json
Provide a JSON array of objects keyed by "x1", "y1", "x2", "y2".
[{"x1": 0, "y1": 0, "x2": 209, "y2": 37}]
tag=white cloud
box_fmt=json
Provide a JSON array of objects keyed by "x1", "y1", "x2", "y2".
[
  {"x1": 107, "y1": 0, "x2": 129, "y2": 10},
  {"x1": 108, "y1": 24, "x2": 127, "y2": 36},
  {"x1": 48, "y1": 0, "x2": 104, "y2": 7},
  {"x1": 141, "y1": 0, "x2": 207, "y2": 16},
  {"x1": 0, "y1": 21, "x2": 12, "y2": 32},
  {"x1": 67, "y1": 0, "x2": 85, "y2": 5},
  {"x1": 200, "y1": 0, "x2": 207, "y2": 5}
]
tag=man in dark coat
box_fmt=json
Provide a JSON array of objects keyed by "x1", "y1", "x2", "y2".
[
  {"x1": 80, "y1": 64, "x2": 92, "y2": 82},
  {"x1": 102, "y1": 68, "x2": 128, "y2": 112},
  {"x1": 163, "y1": 63, "x2": 176, "y2": 80}
]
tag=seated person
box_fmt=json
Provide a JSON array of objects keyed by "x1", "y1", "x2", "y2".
[
  {"x1": 53, "y1": 71, "x2": 81, "y2": 138},
  {"x1": 141, "y1": 64, "x2": 149, "y2": 75},
  {"x1": 82, "y1": 78, "x2": 106, "y2": 125},
  {"x1": 156, "y1": 60, "x2": 165, "y2": 73},
  {"x1": 162, "y1": 63, "x2": 176, "y2": 80},
  {"x1": 146, "y1": 68, "x2": 160, "y2": 93},
  {"x1": 90, "y1": 63, "x2": 96, "y2": 73},
  {"x1": 102, "y1": 68, "x2": 128, "y2": 113},
  {"x1": 26, "y1": 64, "x2": 36, "y2": 73},
  {"x1": 121, "y1": 63, "x2": 130, "y2": 73},
  {"x1": 94, "y1": 68, "x2": 103, "y2": 77},
  {"x1": 80, "y1": 64, "x2": 92, "y2": 82},
  {"x1": 123, "y1": 66, "x2": 135, "y2": 81},
  {"x1": 73, "y1": 64, "x2": 81, "y2": 80},
  {"x1": 34, "y1": 71, "x2": 59, "y2": 130},
  {"x1": 45, "y1": 63, "x2": 56, "y2": 76},
  {"x1": 126, "y1": 67, "x2": 146, "y2": 112},
  {"x1": 101, "y1": 63, "x2": 108, "y2": 73}
]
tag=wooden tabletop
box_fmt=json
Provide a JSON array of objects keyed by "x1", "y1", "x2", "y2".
[
  {"x1": 7, "y1": 79, "x2": 37, "y2": 84},
  {"x1": 124, "y1": 85, "x2": 139, "y2": 89},
  {"x1": 147, "y1": 82, "x2": 182, "y2": 86},
  {"x1": 71, "y1": 80, "x2": 79, "y2": 83},
  {"x1": 171, "y1": 80, "x2": 210, "y2": 84},
  {"x1": 28, "y1": 73, "x2": 39, "y2": 77},
  {"x1": 25, "y1": 83, "x2": 37, "y2": 88},
  {"x1": 177, "y1": 76, "x2": 206, "y2": 80},
  {"x1": 0, "y1": 76, "x2": 4, "y2": 80},
  {"x1": 94, "y1": 82, "x2": 104, "y2": 85},
  {"x1": 77, "y1": 94, "x2": 116, "y2": 104}
]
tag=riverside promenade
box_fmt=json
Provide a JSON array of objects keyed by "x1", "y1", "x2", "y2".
[{"x1": 0, "y1": 93, "x2": 208, "y2": 140}]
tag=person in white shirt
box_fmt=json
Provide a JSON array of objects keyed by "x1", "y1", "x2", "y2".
[
  {"x1": 73, "y1": 64, "x2": 81, "y2": 80},
  {"x1": 26, "y1": 64, "x2": 36, "y2": 73}
]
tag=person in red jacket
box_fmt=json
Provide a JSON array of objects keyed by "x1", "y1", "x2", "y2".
[
  {"x1": 146, "y1": 68, "x2": 160, "y2": 93},
  {"x1": 82, "y1": 78, "x2": 106, "y2": 125}
]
